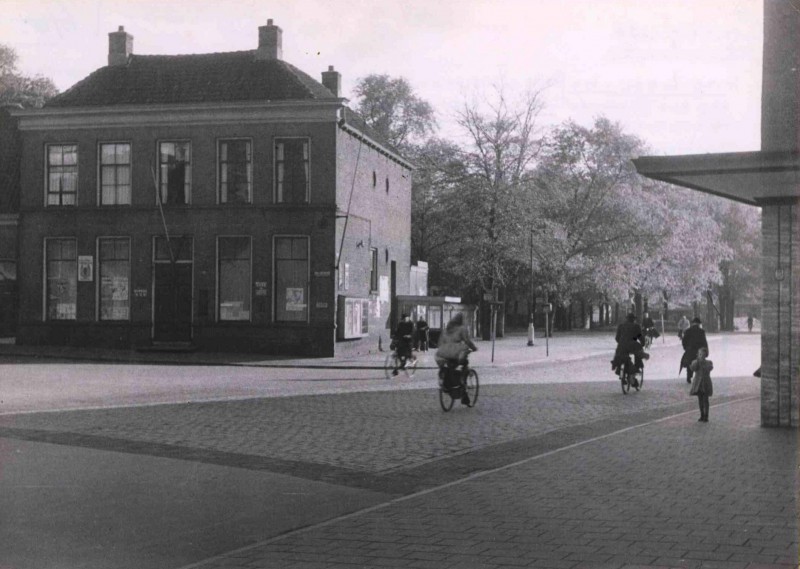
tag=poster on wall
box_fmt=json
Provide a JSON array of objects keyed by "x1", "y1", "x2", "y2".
[
  {"x1": 379, "y1": 275, "x2": 389, "y2": 303},
  {"x1": 286, "y1": 287, "x2": 306, "y2": 311},
  {"x1": 78, "y1": 256, "x2": 93, "y2": 281}
]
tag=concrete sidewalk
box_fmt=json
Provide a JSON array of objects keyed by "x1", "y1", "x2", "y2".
[
  {"x1": 181, "y1": 396, "x2": 796, "y2": 569},
  {"x1": 0, "y1": 330, "x2": 693, "y2": 369}
]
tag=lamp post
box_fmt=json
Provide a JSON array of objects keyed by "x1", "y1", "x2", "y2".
[{"x1": 527, "y1": 228, "x2": 535, "y2": 346}]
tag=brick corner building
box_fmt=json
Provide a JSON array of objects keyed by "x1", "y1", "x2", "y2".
[{"x1": 8, "y1": 21, "x2": 414, "y2": 357}]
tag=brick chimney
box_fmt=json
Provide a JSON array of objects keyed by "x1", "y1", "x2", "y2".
[
  {"x1": 108, "y1": 26, "x2": 133, "y2": 66},
  {"x1": 256, "y1": 19, "x2": 282, "y2": 60},
  {"x1": 322, "y1": 66, "x2": 341, "y2": 97}
]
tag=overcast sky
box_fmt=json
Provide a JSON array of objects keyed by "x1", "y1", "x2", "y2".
[{"x1": 2, "y1": 0, "x2": 763, "y2": 156}]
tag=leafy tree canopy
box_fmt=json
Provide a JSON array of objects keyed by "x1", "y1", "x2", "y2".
[{"x1": 0, "y1": 44, "x2": 58, "y2": 109}]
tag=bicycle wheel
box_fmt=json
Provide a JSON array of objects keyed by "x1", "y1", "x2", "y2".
[
  {"x1": 384, "y1": 353, "x2": 398, "y2": 379},
  {"x1": 620, "y1": 368, "x2": 630, "y2": 394},
  {"x1": 464, "y1": 369, "x2": 479, "y2": 407},
  {"x1": 439, "y1": 385, "x2": 455, "y2": 411}
]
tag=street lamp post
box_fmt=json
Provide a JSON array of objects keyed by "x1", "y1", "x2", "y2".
[{"x1": 527, "y1": 228, "x2": 535, "y2": 346}]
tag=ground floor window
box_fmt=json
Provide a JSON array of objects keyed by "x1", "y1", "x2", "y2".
[
  {"x1": 274, "y1": 236, "x2": 308, "y2": 322},
  {"x1": 218, "y1": 236, "x2": 251, "y2": 321},
  {"x1": 46, "y1": 238, "x2": 77, "y2": 320},
  {"x1": 99, "y1": 237, "x2": 130, "y2": 320}
]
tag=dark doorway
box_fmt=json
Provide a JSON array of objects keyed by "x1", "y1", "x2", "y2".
[{"x1": 153, "y1": 263, "x2": 192, "y2": 342}]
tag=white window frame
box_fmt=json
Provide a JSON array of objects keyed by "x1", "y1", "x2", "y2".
[
  {"x1": 272, "y1": 234, "x2": 310, "y2": 324},
  {"x1": 157, "y1": 140, "x2": 192, "y2": 205},
  {"x1": 96, "y1": 236, "x2": 131, "y2": 321},
  {"x1": 97, "y1": 142, "x2": 132, "y2": 206},
  {"x1": 43, "y1": 236, "x2": 78, "y2": 321},
  {"x1": 217, "y1": 138, "x2": 253, "y2": 205},
  {"x1": 216, "y1": 235, "x2": 253, "y2": 322},
  {"x1": 273, "y1": 137, "x2": 311, "y2": 204},
  {"x1": 45, "y1": 143, "x2": 79, "y2": 207}
]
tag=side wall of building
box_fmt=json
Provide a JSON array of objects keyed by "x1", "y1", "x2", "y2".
[
  {"x1": 0, "y1": 108, "x2": 20, "y2": 336},
  {"x1": 334, "y1": 128, "x2": 413, "y2": 357}
]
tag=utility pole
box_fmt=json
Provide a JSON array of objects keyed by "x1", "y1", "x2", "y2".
[{"x1": 528, "y1": 228, "x2": 535, "y2": 346}]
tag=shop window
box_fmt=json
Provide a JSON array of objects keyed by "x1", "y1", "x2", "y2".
[
  {"x1": 158, "y1": 141, "x2": 191, "y2": 205},
  {"x1": 99, "y1": 143, "x2": 131, "y2": 205},
  {"x1": 218, "y1": 236, "x2": 251, "y2": 321},
  {"x1": 46, "y1": 144, "x2": 78, "y2": 206},
  {"x1": 337, "y1": 296, "x2": 370, "y2": 339},
  {"x1": 274, "y1": 236, "x2": 308, "y2": 322},
  {"x1": 98, "y1": 237, "x2": 130, "y2": 320},
  {"x1": 46, "y1": 238, "x2": 77, "y2": 320},
  {"x1": 275, "y1": 138, "x2": 309, "y2": 203},
  {"x1": 219, "y1": 139, "x2": 252, "y2": 204},
  {"x1": 370, "y1": 247, "x2": 378, "y2": 292}
]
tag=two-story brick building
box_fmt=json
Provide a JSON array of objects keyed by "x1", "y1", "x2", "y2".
[{"x1": 8, "y1": 20, "x2": 413, "y2": 357}]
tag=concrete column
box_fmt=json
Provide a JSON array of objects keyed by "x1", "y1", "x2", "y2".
[{"x1": 760, "y1": 200, "x2": 799, "y2": 427}]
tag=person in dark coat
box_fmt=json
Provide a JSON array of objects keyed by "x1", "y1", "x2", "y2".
[
  {"x1": 680, "y1": 317, "x2": 709, "y2": 383},
  {"x1": 612, "y1": 313, "x2": 649, "y2": 373},
  {"x1": 414, "y1": 317, "x2": 429, "y2": 351},
  {"x1": 391, "y1": 314, "x2": 416, "y2": 376}
]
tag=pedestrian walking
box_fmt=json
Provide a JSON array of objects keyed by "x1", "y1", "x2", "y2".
[
  {"x1": 689, "y1": 347, "x2": 713, "y2": 422},
  {"x1": 677, "y1": 314, "x2": 690, "y2": 340},
  {"x1": 680, "y1": 317, "x2": 708, "y2": 383},
  {"x1": 747, "y1": 315, "x2": 754, "y2": 332}
]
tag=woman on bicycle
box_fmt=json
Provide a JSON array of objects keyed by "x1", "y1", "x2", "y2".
[{"x1": 435, "y1": 313, "x2": 477, "y2": 405}]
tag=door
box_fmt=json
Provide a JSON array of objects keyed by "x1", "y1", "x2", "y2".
[{"x1": 153, "y1": 263, "x2": 192, "y2": 342}]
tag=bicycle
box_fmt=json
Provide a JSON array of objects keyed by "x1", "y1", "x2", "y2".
[
  {"x1": 384, "y1": 345, "x2": 417, "y2": 379},
  {"x1": 617, "y1": 353, "x2": 644, "y2": 394},
  {"x1": 437, "y1": 354, "x2": 479, "y2": 411}
]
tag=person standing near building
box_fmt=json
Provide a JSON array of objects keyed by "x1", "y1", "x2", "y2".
[
  {"x1": 680, "y1": 317, "x2": 708, "y2": 384},
  {"x1": 415, "y1": 316, "x2": 429, "y2": 351},
  {"x1": 747, "y1": 314, "x2": 754, "y2": 332},
  {"x1": 677, "y1": 314, "x2": 690, "y2": 340},
  {"x1": 689, "y1": 347, "x2": 713, "y2": 422}
]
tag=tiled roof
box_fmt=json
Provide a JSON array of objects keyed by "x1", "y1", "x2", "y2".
[{"x1": 46, "y1": 51, "x2": 338, "y2": 108}]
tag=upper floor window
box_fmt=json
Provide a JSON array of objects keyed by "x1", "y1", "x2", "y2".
[
  {"x1": 46, "y1": 144, "x2": 78, "y2": 206},
  {"x1": 219, "y1": 139, "x2": 252, "y2": 204},
  {"x1": 275, "y1": 138, "x2": 309, "y2": 204},
  {"x1": 159, "y1": 141, "x2": 191, "y2": 205},
  {"x1": 99, "y1": 143, "x2": 131, "y2": 205}
]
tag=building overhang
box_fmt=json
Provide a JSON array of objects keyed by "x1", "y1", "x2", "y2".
[{"x1": 633, "y1": 150, "x2": 800, "y2": 206}]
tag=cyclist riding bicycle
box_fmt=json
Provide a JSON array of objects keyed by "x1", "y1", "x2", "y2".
[
  {"x1": 611, "y1": 313, "x2": 649, "y2": 376},
  {"x1": 391, "y1": 314, "x2": 416, "y2": 376},
  {"x1": 434, "y1": 313, "x2": 478, "y2": 406}
]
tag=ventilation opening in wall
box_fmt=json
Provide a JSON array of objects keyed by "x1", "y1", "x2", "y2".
[
  {"x1": 385, "y1": 248, "x2": 389, "y2": 263},
  {"x1": 385, "y1": 177, "x2": 390, "y2": 193},
  {"x1": 372, "y1": 171, "x2": 376, "y2": 187}
]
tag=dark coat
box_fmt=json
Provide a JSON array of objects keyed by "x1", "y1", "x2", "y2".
[
  {"x1": 616, "y1": 321, "x2": 644, "y2": 354},
  {"x1": 680, "y1": 325, "x2": 708, "y2": 370}
]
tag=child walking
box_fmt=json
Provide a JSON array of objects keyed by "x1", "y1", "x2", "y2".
[{"x1": 689, "y1": 347, "x2": 713, "y2": 422}]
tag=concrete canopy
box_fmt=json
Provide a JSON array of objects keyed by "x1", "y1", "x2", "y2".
[{"x1": 632, "y1": 150, "x2": 800, "y2": 206}]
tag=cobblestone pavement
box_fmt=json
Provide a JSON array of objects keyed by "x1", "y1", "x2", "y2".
[{"x1": 183, "y1": 397, "x2": 796, "y2": 569}]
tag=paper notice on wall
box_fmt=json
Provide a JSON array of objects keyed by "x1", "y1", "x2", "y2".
[
  {"x1": 286, "y1": 288, "x2": 306, "y2": 311},
  {"x1": 379, "y1": 276, "x2": 389, "y2": 303},
  {"x1": 111, "y1": 277, "x2": 129, "y2": 301}
]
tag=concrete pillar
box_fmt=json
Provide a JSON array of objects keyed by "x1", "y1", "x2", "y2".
[{"x1": 759, "y1": 199, "x2": 799, "y2": 427}]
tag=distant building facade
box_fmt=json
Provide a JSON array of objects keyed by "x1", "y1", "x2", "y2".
[{"x1": 9, "y1": 21, "x2": 413, "y2": 357}]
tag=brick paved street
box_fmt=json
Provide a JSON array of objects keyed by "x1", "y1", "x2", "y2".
[
  {"x1": 0, "y1": 333, "x2": 795, "y2": 568},
  {"x1": 183, "y1": 397, "x2": 796, "y2": 569}
]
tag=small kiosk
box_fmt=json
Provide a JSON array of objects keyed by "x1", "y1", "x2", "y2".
[{"x1": 396, "y1": 295, "x2": 476, "y2": 347}]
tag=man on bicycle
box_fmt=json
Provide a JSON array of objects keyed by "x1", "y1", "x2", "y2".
[
  {"x1": 391, "y1": 314, "x2": 415, "y2": 376},
  {"x1": 612, "y1": 313, "x2": 649, "y2": 375},
  {"x1": 434, "y1": 313, "x2": 477, "y2": 405}
]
